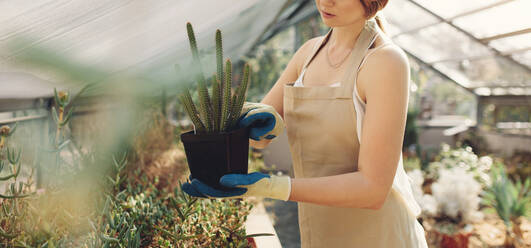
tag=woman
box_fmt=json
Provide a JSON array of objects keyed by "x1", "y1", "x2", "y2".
[{"x1": 182, "y1": 0, "x2": 428, "y2": 247}]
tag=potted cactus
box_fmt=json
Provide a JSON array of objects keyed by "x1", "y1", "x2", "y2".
[{"x1": 178, "y1": 22, "x2": 251, "y2": 191}]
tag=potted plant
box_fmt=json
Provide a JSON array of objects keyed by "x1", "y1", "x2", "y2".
[
  {"x1": 431, "y1": 221, "x2": 474, "y2": 248},
  {"x1": 408, "y1": 165, "x2": 484, "y2": 248},
  {"x1": 178, "y1": 22, "x2": 252, "y2": 191},
  {"x1": 481, "y1": 161, "x2": 530, "y2": 248}
]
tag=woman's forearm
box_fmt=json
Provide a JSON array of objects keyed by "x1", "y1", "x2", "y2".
[{"x1": 287, "y1": 171, "x2": 385, "y2": 210}]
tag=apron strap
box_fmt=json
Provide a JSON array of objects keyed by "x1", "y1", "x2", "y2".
[
  {"x1": 300, "y1": 27, "x2": 333, "y2": 72},
  {"x1": 339, "y1": 18, "x2": 379, "y2": 96}
]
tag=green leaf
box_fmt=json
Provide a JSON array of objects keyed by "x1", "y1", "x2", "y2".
[
  {"x1": 62, "y1": 106, "x2": 75, "y2": 125},
  {"x1": 176, "y1": 205, "x2": 186, "y2": 221},
  {"x1": 245, "y1": 233, "x2": 275, "y2": 238},
  {"x1": 7, "y1": 146, "x2": 22, "y2": 164},
  {"x1": 51, "y1": 106, "x2": 59, "y2": 124},
  {"x1": 53, "y1": 88, "x2": 61, "y2": 106},
  {"x1": 0, "y1": 191, "x2": 35, "y2": 199},
  {"x1": 100, "y1": 234, "x2": 119, "y2": 243}
]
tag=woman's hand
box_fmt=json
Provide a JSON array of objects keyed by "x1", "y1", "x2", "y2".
[
  {"x1": 181, "y1": 172, "x2": 291, "y2": 201},
  {"x1": 236, "y1": 102, "x2": 284, "y2": 141}
]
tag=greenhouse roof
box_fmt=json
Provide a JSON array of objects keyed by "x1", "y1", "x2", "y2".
[
  {"x1": 0, "y1": 0, "x2": 289, "y2": 98},
  {"x1": 0, "y1": 0, "x2": 529, "y2": 98},
  {"x1": 382, "y1": 0, "x2": 530, "y2": 96},
  {"x1": 269, "y1": 0, "x2": 531, "y2": 96}
]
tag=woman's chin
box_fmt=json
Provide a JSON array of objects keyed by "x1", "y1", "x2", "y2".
[{"x1": 321, "y1": 19, "x2": 336, "y2": 26}]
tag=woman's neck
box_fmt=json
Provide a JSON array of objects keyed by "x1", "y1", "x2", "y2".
[{"x1": 328, "y1": 19, "x2": 366, "y2": 51}]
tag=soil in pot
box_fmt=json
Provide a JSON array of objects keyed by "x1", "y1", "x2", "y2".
[{"x1": 180, "y1": 125, "x2": 251, "y2": 191}]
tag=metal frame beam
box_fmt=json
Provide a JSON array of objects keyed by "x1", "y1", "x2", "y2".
[
  {"x1": 427, "y1": 46, "x2": 531, "y2": 64},
  {"x1": 480, "y1": 27, "x2": 531, "y2": 43}
]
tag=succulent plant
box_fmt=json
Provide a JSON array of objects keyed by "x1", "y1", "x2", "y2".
[
  {"x1": 52, "y1": 89, "x2": 75, "y2": 144},
  {"x1": 480, "y1": 162, "x2": 530, "y2": 246},
  {"x1": 178, "y1": 22, "x2": 251, "y2": 134},
  {"x1": 0, "y1": 123, "x2": 17, "y2": 149}
]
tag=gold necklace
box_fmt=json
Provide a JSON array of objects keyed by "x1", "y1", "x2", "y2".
[{"x1": 326, "y1": 42, "x2": 354, "y2": 69}]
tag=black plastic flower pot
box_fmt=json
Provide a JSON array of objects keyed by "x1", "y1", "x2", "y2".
[{"x1": 180, "y1": 125, "x2": 251, "y2": 191}]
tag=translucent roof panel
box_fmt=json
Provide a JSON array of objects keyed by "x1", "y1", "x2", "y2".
[
  {"x1": 434, "y1": 56, "x2": 530, "y2": 88},
  {"x1": 378, "y1": 0, "x2": 531, "y2": 95},
  {"x1": 512, "y1": 51, "x2": 531, "y2": 68},
  {"x1": 411, "y1": 0, "x2": 506, "y2": 19},
  {"x1": 0, "y1": 0, "x2": 288, "y2": 87},
  {"x1": 393, "y1": 22, "x2": 494, "y2": 64},
  {"x1": 1, "y1": 0, "x2": 530, "y2": 98},
  {"x1": 379, "y1": 0, "x2": 439, "y2": 36},
  {"x1": 451, "y1": 0, "x2": 531, "y2": 38}
]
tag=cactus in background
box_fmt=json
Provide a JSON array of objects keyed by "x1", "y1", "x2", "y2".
[
  {"x1": 178, "y1": 22, "x2": 251, "y2": 134},
  {"x1": 0, "y1": 124, "x2": 34, "y2": 200},
  {"x1": 0, "y1": 123, "x2": 17, "y2": 149},
  {"x1": 52, "y1": 89, "x2": 74, "y2": 145}
]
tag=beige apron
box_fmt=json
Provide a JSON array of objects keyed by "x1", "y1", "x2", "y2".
[{"x1": 283, "y1": 19, "x2": 428, "y2": 248}]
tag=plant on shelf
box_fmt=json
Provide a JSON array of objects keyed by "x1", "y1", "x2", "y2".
[
  {"x1": 177, "y1": 22, "x2": 250, "y2": 134},
  {"x1": 481, "y1": 161, "x2": 530, "y2": 248}
]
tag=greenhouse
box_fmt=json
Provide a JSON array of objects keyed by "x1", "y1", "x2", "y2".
[{"x1": 0, "y1": 0, "x2": 529, "y2": 247}]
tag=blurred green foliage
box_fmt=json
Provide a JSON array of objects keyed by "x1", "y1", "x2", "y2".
[{"x1": 480, "y1": 161, "x2": 530, "y2": 246}]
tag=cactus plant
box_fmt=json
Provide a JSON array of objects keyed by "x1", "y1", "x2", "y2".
[{"x1": 178, "y1": 22, "x2": 251, "y2": 134}]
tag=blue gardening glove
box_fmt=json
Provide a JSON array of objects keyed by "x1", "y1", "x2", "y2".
[
  {"x1": 236, "y1": 102, "x2": 284, "y2": 141},
  {"x1": 181, "y1": 172, "x2": 291, "y2": 201}
]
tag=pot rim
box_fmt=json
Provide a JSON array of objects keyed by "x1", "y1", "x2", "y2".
[{"x1": 180, "y1": 125, "x2": 250, "y2": 142}]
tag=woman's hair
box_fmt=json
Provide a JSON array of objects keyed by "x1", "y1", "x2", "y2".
[{"x1": 359, "y1": 0, "x2": 389, "y2": 33}]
